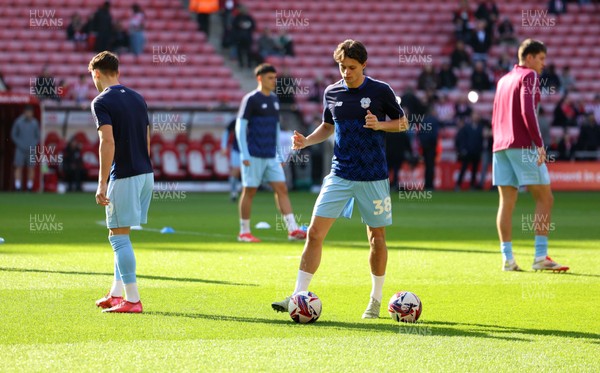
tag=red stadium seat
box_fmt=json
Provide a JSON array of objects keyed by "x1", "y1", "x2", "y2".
[
  {"x1": 160, "y1": 144, "x2": 187, "y2": 180},
  {"x1": 187, "y1": 143, "x2": 212, "y2": 179}
]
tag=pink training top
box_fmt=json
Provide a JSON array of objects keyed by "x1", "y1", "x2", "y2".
[{"x1": 492, "y1": 64, "x2": 544, "y2": 152}]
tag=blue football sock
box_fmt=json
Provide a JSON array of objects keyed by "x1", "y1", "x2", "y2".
[
  {"x1": 229, "y1": 176, "x2": 237, "y2": 194},
  {"x1": 114, "y1": 257, "x2": 122, "y2": 281},
  {"x1": 109, "y1": 234, "x2": 137, "y2": 284},
  {"x1": 501, "y1": 242, "x2": 513, "y2": 261},
  {"x1": 534, "y1": 235, "x2": 548, "y2": 260}
]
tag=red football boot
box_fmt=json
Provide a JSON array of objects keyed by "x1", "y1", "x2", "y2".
[
  {"x1": 102, "y1": 300, "x2": 143, "y2": 313},
  {"x1": 95, "y1": 294, "x2": 123, "y2": 309}
]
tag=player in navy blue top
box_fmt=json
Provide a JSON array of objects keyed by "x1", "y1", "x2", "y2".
[
  {"x1": 235, "y1": 63, "x2": 306, "y2": 242},
  {"x1": 272, "y1": 40, "x2": 408, "y2": 318},
  {"x1": 89, "y1": 51, "x2": 154, "y2": 313}
]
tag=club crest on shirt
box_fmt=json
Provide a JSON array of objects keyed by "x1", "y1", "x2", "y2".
[
  {"x1": 261, "y1": 103, "x2": 267, "y2": 109},
  {"x1": 274, "y1": 101, "x2": 280, "y2": 110},
  {"x1": 360, "y1": 97, "x2": 371, "y2": 109}
]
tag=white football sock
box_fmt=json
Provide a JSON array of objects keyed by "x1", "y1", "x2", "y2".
[
  {"x1": 293, "y1": 270, "x2": 313, "y2": 294},
  {"x1": 15, "y1": 180, "x2": 21, "y2": 190},
  {"x1": 26, "y1": 180, "x2": 33, "y2": 189},
  {"x1": 240, "y1": 219, "x2": 250, "y2": 234},
  {"x1": 284, "y1": 213, "x2": 298, "y2": 232},
  {"x1": 124, "y1": 282, "x2": 140, "y2": 303},
  {"x1": 109, "y1": 280, "x2": 123, "y2": 297},
  {"x1": 370, "y1": 273, "x2": 385, "y2": 303}
]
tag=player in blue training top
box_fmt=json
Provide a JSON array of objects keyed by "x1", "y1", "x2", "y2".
[
  {"x1": 89, "y1": 51, "x2": 153, "y2": 313},
  {"x1": 272, "y1": 40, "x2": 408, "y2": 318},
  {"x1": 235, "y1": 63, "x2": 306, "y2": 242}
]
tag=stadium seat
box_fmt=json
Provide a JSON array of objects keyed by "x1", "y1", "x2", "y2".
[
  {"x1": 160, "y1": 144, "x2": 187, "y2": 179},
  {"x1": 186, "y1": 143, "x2": 212, "y2": 179}
]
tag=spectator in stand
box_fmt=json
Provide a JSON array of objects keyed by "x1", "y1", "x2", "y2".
[
  {"x1": 309, "y1": 75, "x2": 327, "y2": 103},
  {"x1": 438, "y1": 61, "x2": 457, "y2": 90},
  {"x1": 417, "y1": 65, "x2": 438, "y2": 91},
  {"x1": 308, "y1": 115, "x2": 327, "y2": 193},
  {"x1": 574, "y1": 113, "x2": 600, "y2": 160},
  {"x1": 111, "y1": 21, "x2": 129, "y2": 54},
  {"x1": 257, "y1": 28, "x2": 281, "y2": 60},
  {"x1": 453, "y1": 0, "x2": 474, "y2": 43},
  {"x1": 232, "y1": 5, "x2": 256, "y2": 69},
  {"x1": 91, "y1": 1, "x2": 113, "y2": 53},
  {"x1": 450, "y1": 40, "x2": 472, "y2": 69},
  {"x1": 540, "y1": 64, "x2": 561, "y2": 92},
  {"x1": 548, "y1": 0, "x2": 567, "y2": 15},
  {"x1": 386, "y1": 128, "x2": 413, "y2": 192},
  {"x1": 189, "y1": 0, "x2": 219, "y2": 36},
  {"x1": 275, "y1": 68, "x2": 296, "y2": 105},
  {"x1": 35, "y1": 66, "x2": 58, "y2": 101},
  {"x1": 538, "y1": 107, "x2": 552, "y2": 148},
  {"x1": 559, "y1": 65, "x2": 576, "y2": 93},
  {"x1": 497, "y1": 17, "x2": 517, "y2": 45},
  {"x1": 401, "y1": 86, "x2": 426, "y2": 118},
  {"x1": 70, "y1": 74, "x2": 91, "y2": 107},
  {"x1": 556, "y1": 131, "x2": 572, "y2": 160},
  {"x1": 0, "y1": 71, "x2": 8, "y2": 91},
  {"x1": 418, "y1": 106, "x2": 441, "y2": 190},
  {"x1": 63, "y1": 137, "x2": 85, "y2": 192},
  {"x1": 128, "y1": 4, "x2": 145, "y2": 56},
  {"x1": 455, "y1": 113, "x2": 483, "y2": 190},
  {"x1": 455, "y1": 96, "x2": 473, "y2": 121},
  {"x1": 221, "y1": 118, "x2": 241, "y2": 201},
  {"x1": 475, "y1": 1, "x2": 499, "y2": 36},
  {"x1": 494, "y1": 50, "x2": 512, "y2": 74},
  {"x1": 11, "y1": 105, "x2": 40, "y2": 192},
  {"x1": 469, "y1": 20, "x2": 492, "y2": 62},
  {"x1": 220, "y1": 0, "x2": 237, "y2": 49},
  {"x1": 471, "y1": 60, "x2": 493, "y2": 91},
  {"x1": 552, "y1": 94, "x2": 578, "y2": 127},
  {"x1": 585, "y1": 94, "x2": 600, "y2": 125},
  {"x1": 66, "y1": 12, "x2": 88, "y2": 51},
  {"x1": 278, "y1": 29, "x2": 295, "y2": 56},
  {"x1": 434, "y1": 93, "x2": 456, "y2": 126},
  {"x1": 478, "y1": 118, "x2": 493, "y2": 189}
]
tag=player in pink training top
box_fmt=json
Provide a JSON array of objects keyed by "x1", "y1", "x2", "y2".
[{"x1": 491, "y1": 38, "x2": 568, "y2": 272}]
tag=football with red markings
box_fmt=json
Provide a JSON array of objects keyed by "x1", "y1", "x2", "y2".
[
  {"x1": 388, "y1": 291, "x2": 422, "y2": 323},
  {"x1": 288, "y1": 291, "x2": 322, "y2": 324}
]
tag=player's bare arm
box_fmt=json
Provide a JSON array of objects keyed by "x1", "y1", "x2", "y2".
[
  {"x1": 291, "y1": 122, "x2": 334, "y2": 150},
  {"x1": 363, "y1": 110, "x2": 408, "y2": 132},
  {"x1": 96, "y1": 125, "x2": 115, "y2": 206}
]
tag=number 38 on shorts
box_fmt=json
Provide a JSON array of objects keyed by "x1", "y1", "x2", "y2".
[{"x1": 373, "y1": 197, "x2": 391, "y2": 216}]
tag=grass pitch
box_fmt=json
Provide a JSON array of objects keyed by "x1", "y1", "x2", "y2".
[{"x1": 0, "y1": 190, "x2": 598, "y2": 372}]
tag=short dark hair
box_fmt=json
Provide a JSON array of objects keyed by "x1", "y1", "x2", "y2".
[
  {"x1": 88, "y1": 51, "x2": 119, "y2": 75},
  {"x1": 333, "y1": 39, "x2": 368, "y2": 64},
  {"x1": 254, "y1": 63, "x2": 276, "y2": 77},
  {"x1": 518, "y1": 39, "x2": 547, "y2": 62}
]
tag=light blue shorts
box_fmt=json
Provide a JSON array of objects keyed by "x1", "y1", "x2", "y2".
[
  {"x1": 493, "y1": 149, "x2": 550, "y2": 187},
  {"x1": 106, "y1": 173, "x2": 154, "y2": 229},
  {"x1": 241, "y1": 156, "x2": 285, "y2": 187},
  {"x1": 230, "y1": 149, "x2": 240, "y2": 168},
  {"x1": 313, "y1": 173, "x2": 392, "y2": 228}
]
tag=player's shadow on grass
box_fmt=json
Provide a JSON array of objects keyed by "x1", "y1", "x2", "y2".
[
  {"x1": 0, "y1": 267, "x2": 257, "y2": 286},
  {"x1": 147, "y1": 311, "x2": 527, "y2": 341},
  {"x1": 334, "y1": 242, "x2": 496, "y2": 255},
  {"x1": 426, "y1": 320, "x2": 600, "y2": 342}
]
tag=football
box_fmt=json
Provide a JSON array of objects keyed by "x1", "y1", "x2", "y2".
[
  {"x1": 288, "y1": 291, "x2": 322, "y2": 324},
  {"x1": 388, "y1": 291, "x2": 422, "y2": 323}
]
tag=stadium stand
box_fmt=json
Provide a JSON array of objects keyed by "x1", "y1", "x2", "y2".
[{"x1": 0, "y1": 0, "x2": 245, "y2": 107}]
